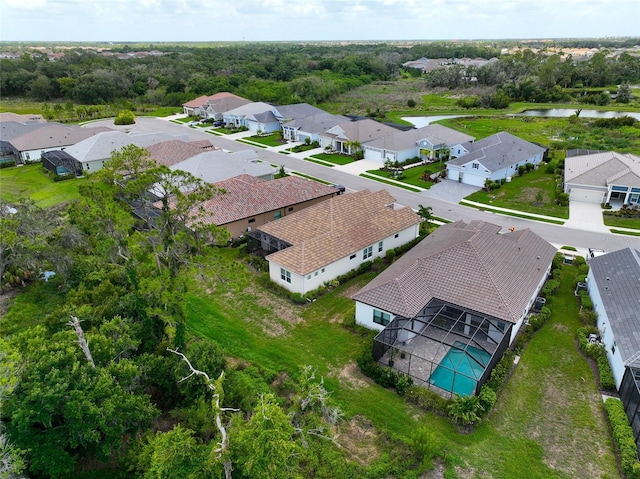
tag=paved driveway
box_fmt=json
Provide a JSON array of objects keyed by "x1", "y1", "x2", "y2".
[
  {"x1": 564, "y1": 201, "x2": 609, "y2": 233},
  {"x1": 420, "y1": 179, "x2": 481, "y2": 203}
]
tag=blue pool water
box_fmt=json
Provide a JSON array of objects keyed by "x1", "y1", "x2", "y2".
[{"x1": 429, "y1": 341, "x2": 491, "y2": 396}]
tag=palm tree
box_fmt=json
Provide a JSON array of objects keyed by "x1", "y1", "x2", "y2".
[{"x1": 417, "y1": 204, "x2": 433, "y2": 223}]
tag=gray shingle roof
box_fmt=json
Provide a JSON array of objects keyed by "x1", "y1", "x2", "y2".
[
  {"x1": 65, "y1": 131, "x2": 177, "y2": 163},
  {"x1": 322, "y1": 119, "x2": 401, "y2": 143},
  {"x1": 565, "y1": 151, "x2": 640, "y2": 188},
  {"x1": 448, "y1": 131, "x2": 546, "y2": 172},
  {"x1": 1, "y1": 122, "x2": 111, "y2": 151},
  {"x1": 283, "y1": 112, "x2": 350, "y2": 135},
  {"x1": 589, "y1": 248, "x2": 640, "y2": 368},
  {"x1": 353, "y1": 220, "x2": 556, "y2": 323},
  {"x1": 273, "y1": 103, "x2": 327, "y2": 121},
  {"x1": 363, "y1": 124, "x2": 475, "y2": 151},
  {"x1": 170, "y1": 149, "x2": 276, "y2": 183}
]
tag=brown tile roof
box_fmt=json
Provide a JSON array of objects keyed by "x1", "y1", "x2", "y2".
[
  {"x1": 352, "y1": 220, "x2": 556, "y2": 323},
  {"x1": 184, "y1": 92, "x2": 250, "y2": 109},
  {"x1": 199, "y1": 174, "x2": 337, "y2": 226},
  {"x1": 260, "y1": 190, "x2": 422, "y2": 275},
  {"x1": 146, "y1": 139, "x2": 216, "y2": 167},
  {"x1": 182, "y1": 95, "x2": 210, "y2": 108}
]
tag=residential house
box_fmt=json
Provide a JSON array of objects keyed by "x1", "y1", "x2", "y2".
[
  {"x1": 362, "y1": 124, "x2": 475, "y2": 163},
  {"x1": 63, "y1": 130, "x2": 179, "y2": 173},
  {"x1": 0, "y1": 121, "x2": 111, "y2": 165},
  {"x1": 564, "y1": 151, "x2": 640, "y2": 206},
  {"x1": 0, "y1": 112, "x2": 45, "y2": 123},
  {"x1": 352, "y1": 220, "x2": 556, "y2": 397},
  {"x1": 586, "y1": 247, "x2": 640, "y2": 453},
  {"x1": 197, "y1": 174, "x2": 338, "y2": 239},
  {"x1": 222, "y1": 102, "x2": 278, "y2": 132},
  {"x1": 169, "y1": 149, "x2": 277, "y2": 183},
  {"x1": 320, "y1": 119, "x2": 401, "y2": 154},
  {"x1": 282, "y1": 112, "x2": 350, "y2": 143},
  {"x1": 446, "y1": 132, "x2": 547, "y2": 187},
  {"x1": 146, "y1": 139, "x2": 217, "y2": 167},
  {"x1": 255, "y1": 189, "x2": 421, "y2": 295},
  {"x1": 182, "y1": 95, "x2": 211, "y2": 117},
  {"x1": 202, "y1": 92, "x2": 252, "y2": 121}
]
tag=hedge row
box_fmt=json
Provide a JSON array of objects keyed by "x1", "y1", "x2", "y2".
[
  {"x1": 512, "y1": 306, "x2": 552, "y2": 353},
  {"x1": 604, "y1": 398, "x2": 640, "y2": 479},
  {"x1": 577, "y1": 327, "x2": 616, "y2": 391},
  {"x1": 356, "y1": 347, "x2": 414, "y2": 396}
]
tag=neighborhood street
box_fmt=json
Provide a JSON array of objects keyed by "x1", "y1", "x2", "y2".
[{"x1": 85, "y1": 117, "x2": 640, "y2": 254}]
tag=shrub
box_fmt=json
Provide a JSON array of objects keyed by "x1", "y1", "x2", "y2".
[
  {"x1": 486, "y1": 349, "x2": 516, "y2": 391},
  {"x1": 407, "y1": 99, "x2": 417, "y2": 108},
  {"x1": 604, "y1": 398, "x2": 640, "y2": 479},
  {"x1": 597, "y1": 355, "x2": 616, "y2": 390},
  {"x1": 556, "y1": 192, "x2": 570, "y2": 206},
  {"x1": 385, "y1": 249, "x2": 396, "y2": 263},
  {"x1": 579, "y1": 309, "x2": 598, "y2": 328},
  {"x1": 517, "y1": 165, "x2": 527, "y2": 176},
  {"x1": 449, "y1": 394, "x2": 485, "y2": 427},
  {"x1": 542, "y1": 279, "x2": 560, "y2": 296},
  {"x1": 578, "y1": 290, "x2": 593, "y2": 310},
  {"x1": 410, "y1": 426, "x2": 441, "y2": 467},
  {"x1": 573, "y1": 256, "x2": 587, "y2": 267},
  {"x1": 405, "y1": 386, "x2": 451, "y2": 415},
  {"x1": 114, "y1": 109, "x2": 135, "y2": 125}
]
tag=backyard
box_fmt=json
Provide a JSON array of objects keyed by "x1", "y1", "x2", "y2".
[{"x1": 182, "y1": 247, "x2": 618, "y2": 478}]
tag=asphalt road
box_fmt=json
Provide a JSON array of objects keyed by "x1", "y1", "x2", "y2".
[{"x1": 85, "y1": 117, "x2": 640, "y2": 253}]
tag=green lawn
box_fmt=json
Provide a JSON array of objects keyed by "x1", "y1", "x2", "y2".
[
  {"x1": 364, "y1": 162, "x2": 445, "y2": 189},
  {"x1": 0, "y1": 164, "x2": 85, "y2": 208},
  {"x1": 245, "y1": 132, "x2": 284, "y2": 147},
  {"x1": 464, "y1": 168, "x2": 569, "y2": 219},
  {"x1": 603, "y1": 214, "x2": 640, "y2": 230},
  {"x1": 309, "y1": 153, "x2": 356, "y2": 166}
]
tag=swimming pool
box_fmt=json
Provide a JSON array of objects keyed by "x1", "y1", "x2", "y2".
[{"x1": 428, "y1": 341, "x2": 491, "y2": 397}]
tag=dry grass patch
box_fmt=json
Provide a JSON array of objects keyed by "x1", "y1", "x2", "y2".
[
  {"x1": 331, "y1": 362, "x2": 371, "y2": 389},
  {"x1": 336, "y1": 416, "x2": 382, "y2": 466}
]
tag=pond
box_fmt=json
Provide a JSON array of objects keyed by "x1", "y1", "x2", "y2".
[{"x1": 403, "y1": 109, "x2": 640, "y2": 127}]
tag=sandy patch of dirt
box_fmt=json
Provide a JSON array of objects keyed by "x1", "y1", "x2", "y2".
[
  {"x1": 331, "y1": 362, "x2": 371, "y2": 389},
  {"x1": 336, "y1": 416, "x2": 381, "y2": 466}
]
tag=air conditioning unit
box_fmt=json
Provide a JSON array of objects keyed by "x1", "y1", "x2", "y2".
[{"x1": 247, "y1": 226, "x2": 251, "y2": 232}]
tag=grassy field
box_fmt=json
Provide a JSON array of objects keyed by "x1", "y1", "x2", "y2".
[
  {"x1": 245, "y1": 132, "x2": 284, "y2": 147},
  {"x1": 464, "y1": 168, "x2": 570, "y2": 219},
  {"x1": 0, "y1": 164, "x2": 85, "y2": 208}
]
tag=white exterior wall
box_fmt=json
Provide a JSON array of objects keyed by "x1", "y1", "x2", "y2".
[
  {"x1": 355, "y1": 302, "x2": 390, "y2": 331},
  {"x1": 268, "y1": 223, "x2": 420, "y2": 295},
  {"x1": 21, "y1": 146, "x2": 71, "y2": 163},
  {"x1": 82, "y1": 158, "x2": 107, "y2": 173},
  {"x1": 587, "y1": 269, "x2": 626, "y2": 389}
]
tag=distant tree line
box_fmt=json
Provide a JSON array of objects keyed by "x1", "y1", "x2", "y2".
[{"x1": 1, "y1": 40, "x2": 639, "y2": 112}]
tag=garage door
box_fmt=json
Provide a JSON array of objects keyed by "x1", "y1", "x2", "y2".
[
  {"x1": 364, "y1": 148, "x2": 383, "y2": 161},
  {"x1": 447, "y1": 168, "x2": 459, "y2": 181},
  {"x1": 569, "y1": 188, "x2": 605, "y2": 204}
]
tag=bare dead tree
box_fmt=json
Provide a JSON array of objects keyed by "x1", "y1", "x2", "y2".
[
  {"x1": 167, "y1": 348, "x2": 238, "y2": 479},
  {"x1": 68, "y1": 316, "x2": 95, "y2": 367}
]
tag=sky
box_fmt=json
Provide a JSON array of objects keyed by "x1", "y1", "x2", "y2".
[{"x1": 0, "y1": 0, "x2": 638, "y2": 43}]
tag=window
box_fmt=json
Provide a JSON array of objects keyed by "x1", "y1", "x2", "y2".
[
  {"x1": 378, "y1": 241, "x2": 383, "y2": 253},
  {"x1": 280, "y1": 268, "x2": 291, "y2": 283},
  {"x1": 394, "y1": 233, "x2": 399, "y2": 239},
  {"x1": 288, "y1": 207, "x2": 294, "y2": 212},
  {"x1": 321, "y1": 268, "x2": 325, "y2": 273},
  {"x1": 350, "y1": 254, "x2": 356, "y2": 260},
  {"x1": 363, "y1": 246, "x2": 372, "y2": 260},
  {"x1": 612, "y1": 341, "x2": 617, "y2": 355},
  {"x1": 373, "y1": 309, "x2": 391, "y2": 326},
  {"x1": 472, "y1": 163, "x2": 479, "y2": 169},
  {"x1": 248, "y1": 218, "x2": 255, "y2": 224},
  {"x1": 307, "y1": 275, "x2": 311, "y2": 280},
  {"x1": 274, "y1": 211, "x2": 282, "y2": 220}
]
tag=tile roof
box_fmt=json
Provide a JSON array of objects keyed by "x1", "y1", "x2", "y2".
[
  {"x1": 352, "y1": 220, "x2": 556, "y2": 323},
  {"x1": 273, "y1": 103, "x2": 327, "y2": 121},
  {"x1": 6, "y1": 124, "x2": 112, "y2": 151},
  {"x1": 199, "y1": 174, "x2": 337, "y2": 226},
  {"x1": 363, "y1": 124, "x2": 475, "y2": 151},
  {"x1": 147, "y1": 139, "x2": 216, "y2": 167},
  {"x1": 170, "y1": 149, "x2": 276, "y2": 183},
  {"x1": 260, "y1": 190, "x2": 421, "y2": 275},
  {"x1": 183, "y1": 95, "x2": 211, "y2": 108},
  {"x1": 589, "y1": 248, "x2": 640, "y2": 368},
  {"x1": 447, "y1": 131, "x2": 546, "y2": 172},
  {"x1": 322, "y1": 119, "x2": 401, "y2": 143},
  {"x1": 564, "y1": 151, "x2": 640, "y2": 188},
  {"x1": 1, "y1": 121, "x2": 62, "y2": 141},
  {"x1": 204, "y1": 94, "x2": 251, "y2": 114}
]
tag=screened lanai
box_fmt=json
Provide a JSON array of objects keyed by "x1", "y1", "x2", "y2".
[{"x1": 373, "y1": 298, "x2": 512, "y2": 398}]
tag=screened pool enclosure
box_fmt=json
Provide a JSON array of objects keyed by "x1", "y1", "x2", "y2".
[{"x1": 373, "y1": 298, "x2": 511, "y2": 398}]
